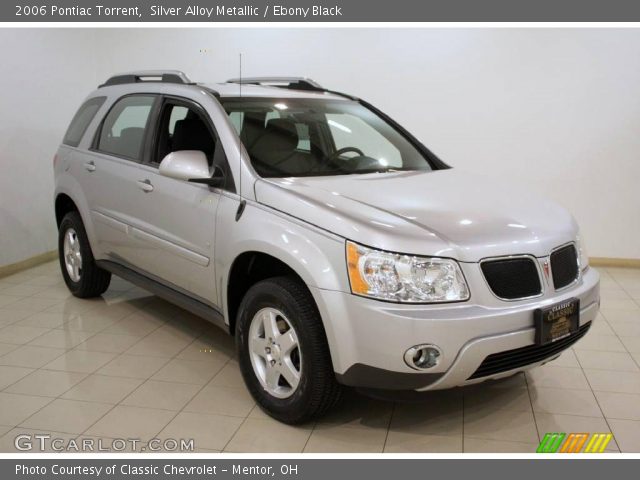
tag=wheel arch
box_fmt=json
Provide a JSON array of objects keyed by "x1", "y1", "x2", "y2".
[
  {"x1": 54, "y1": 175, "x2": 100, "y2": 258},
  {"x1": 55, "y1": 193, "x2": 79, "y2": 227},
  {"x1": 225, "y1": 250, "x2": 314, "y2": 336},
  {"x1": 219, "y1": 207, "x2": 349, "y2": 328}
]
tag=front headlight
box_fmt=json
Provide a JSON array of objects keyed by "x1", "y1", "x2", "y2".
[
  {"x1": 346, "y1": 241, "x2": 470, "y2": 303},
  {"x1": 577, "y1": 235, "x2": 589, "y2": 272}
]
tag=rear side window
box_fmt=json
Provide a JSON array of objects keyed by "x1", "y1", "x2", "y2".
[
  {"x1": 97, "y1": 95, "x2": 155, "y2": 160},
  {"x1": 63, "y1": 97, "x2": 106, "y2": 147}
]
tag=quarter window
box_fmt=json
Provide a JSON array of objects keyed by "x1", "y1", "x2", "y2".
[
  {"x1": 63, "y1": 97, "x2": 106, "y2": 147},
  {"x1": 97, "y1": 95, "x2": 155, "y2": 160}
]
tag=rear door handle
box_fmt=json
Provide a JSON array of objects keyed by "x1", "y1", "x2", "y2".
[
  {"x1": 84, "y1": 161, "x2": 96, "y2": 172},
  {"x1": 136, "y1": 179, "x2": 154, "y2": 193}
]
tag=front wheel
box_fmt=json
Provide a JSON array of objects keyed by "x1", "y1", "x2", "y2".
[
  {"x1": 236, "y1": 276, "x2": 342, "y2": 424},
  {"x1": 58, "y1": 211, "x2": 111, "y2": 298}
]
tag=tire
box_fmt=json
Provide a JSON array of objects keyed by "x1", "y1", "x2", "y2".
[
  {"x1": 236, "y1": 276, "x2": 342, "y2": 424},
  {"x1": 58, "y1": 211, "x2": 111, "y2": 298}
]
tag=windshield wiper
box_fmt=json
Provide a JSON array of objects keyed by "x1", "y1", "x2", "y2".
[{"x1": 345, "y1": 168, "x2": 405, "y2": 175}]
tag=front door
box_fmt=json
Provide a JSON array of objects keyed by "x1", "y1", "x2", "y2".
[{"x1": 122, "y1": 96, "x2": 228, "y2": 305}]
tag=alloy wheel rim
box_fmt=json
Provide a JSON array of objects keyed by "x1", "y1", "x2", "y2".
[
  {"x1": 63, "y1": 228, "x2": 82, "y2": 282},
  {"x1": 248, "y1": 307, "x2": 302, "y2": 399}
]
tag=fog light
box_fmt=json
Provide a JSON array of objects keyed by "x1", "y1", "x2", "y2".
[{"x1": 404, "y1": 345, "x2": 441, "y2": 370}]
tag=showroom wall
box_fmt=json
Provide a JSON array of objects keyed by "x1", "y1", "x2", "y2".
[
  {"x1": 1, "y1": 28, "x2": 639, "y2": 267},
  {"x1": 0, "y1": 29, "x2": 98, "y2": 266}
]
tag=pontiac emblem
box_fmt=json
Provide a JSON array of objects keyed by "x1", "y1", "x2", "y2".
[{"x1": 542, "y1": 261, "x2": 551, "y2": 283}]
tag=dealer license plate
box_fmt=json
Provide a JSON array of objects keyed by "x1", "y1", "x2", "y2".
[{"x1": 534, "y1": 298, "x2": 580, "y2": 345}]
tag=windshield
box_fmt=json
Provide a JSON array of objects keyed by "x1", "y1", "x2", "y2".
[{"x1": 220, "y1": 97, "x2": 434, "y2": 178}]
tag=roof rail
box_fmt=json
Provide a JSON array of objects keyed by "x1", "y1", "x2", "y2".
[
  {"x1": 99, "y1": 70, "x2": 193, "y2": 88},
  {"x1": 226, "y1": 76, "x2": 323, "y2": 90},
  {"x1": 226, "y1": 76, "x2": 358, "y2": 101}
]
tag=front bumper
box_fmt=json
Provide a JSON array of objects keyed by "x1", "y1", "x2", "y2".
[{"x1": 311, "y1": 266, "x2": 599, "y2": 391}]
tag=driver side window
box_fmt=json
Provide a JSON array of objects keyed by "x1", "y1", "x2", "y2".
[
  {"x1": 153, "y1": 102, "x2": 217, "y2": 168},
  {"x1": 150, "y1": 99, "x2": 235, "y2": 192},
  {"x1": 326, "y1": 114, "x2": 402, "y2": 167}
]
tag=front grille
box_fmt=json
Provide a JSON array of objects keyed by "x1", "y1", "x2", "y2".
[
  {"x1": 551, "y1": 244, "x2": 579, "y2": 289},
  {"x1": 481, "y1": 257, "x2": 542, "y2": 300},
  {"x1": 468, "y1": 322, "x2": 591, "y2": 380}
]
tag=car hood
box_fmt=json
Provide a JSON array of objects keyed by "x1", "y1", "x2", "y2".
[{"x1": 254, "y1": 169, "x2": 578, "y2": 262}]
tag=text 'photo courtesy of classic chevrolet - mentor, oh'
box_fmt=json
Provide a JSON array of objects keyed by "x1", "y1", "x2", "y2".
[{"x1": 53, "y1": 71, "x2": 600, "y2": 424}]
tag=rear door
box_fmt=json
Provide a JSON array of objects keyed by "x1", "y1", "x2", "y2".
[
  {"x1": 83, "y1": 94, "x2": 160, "y2": 268},
  {"x1": 120, "y1": 96, "x2": 230, "y2": 304}
]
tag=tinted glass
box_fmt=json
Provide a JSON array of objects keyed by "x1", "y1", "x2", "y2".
[
  {"x1": 168, "y1": 106, "x2": 188, "y2": 135},
  {"x1": 153, "y1": 102, "x2": 217, "y2": 166},
  {"x1": 221, "y1": 98, "x2": 432, "y2": 178},
  {"x1": 63, "y1": 97, "x2": 106, "y2": 147},
  {"x1": 97, "y1": 96, "x2": 155, "y2": 160}
]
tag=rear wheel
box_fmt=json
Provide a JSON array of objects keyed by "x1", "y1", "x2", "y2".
[
  {"x1": 236, "y1": 276, "x2": 342, "y2": 424},
  {"x1": 58, "y1": 211, "x2": 111, "y2": 298}
]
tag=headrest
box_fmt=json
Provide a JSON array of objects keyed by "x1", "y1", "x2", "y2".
[
  {"x1": 253, "y1": 118, "x2": 299, "y2": 153},
  {"x1": 118, "y1": 127, "x2": 145, "y2": 158},
  {"x1": 172, "y1": 118, "x2": 215, "y2": 157},
  {"x1": 120, "y1": 127, "x2": 144, "y2": 140}
]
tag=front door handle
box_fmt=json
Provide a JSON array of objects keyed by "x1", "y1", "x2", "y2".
[
  {"x1": 136, "y1": 179, "x2": 154, "y2": 193},
  {"x1": 84, "y1": 161, "x2": 96, "y2": 172}
]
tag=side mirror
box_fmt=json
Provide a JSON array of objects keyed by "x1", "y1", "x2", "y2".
[
  {"x1": 159, "y1": 150, "x2": 209, "y2": 181},
  {"x1": 158, "y1": 150, "x2": 224, "y2": 187}
]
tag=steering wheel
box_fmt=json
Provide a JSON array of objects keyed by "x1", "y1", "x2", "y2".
[
  {"x1": 305, "y1": 146, "x2": 367, "y2": 174},
  {"x1": 327, "y1": 147, "x2": 366, "y2": 163}
]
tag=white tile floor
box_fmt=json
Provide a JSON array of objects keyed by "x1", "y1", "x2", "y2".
[{"x1": 0, "y1": 261, "x2": 639, "y2": 453}]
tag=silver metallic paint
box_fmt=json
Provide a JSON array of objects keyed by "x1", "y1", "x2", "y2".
[{"x1": 54, "y1": 80, "x2": 600, "y2": 390}]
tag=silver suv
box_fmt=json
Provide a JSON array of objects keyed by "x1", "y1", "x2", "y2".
[{"x1": 54, "y1": 71, "x2": 600, "y2": 423}]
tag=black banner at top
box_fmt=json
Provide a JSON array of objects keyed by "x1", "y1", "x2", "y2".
[{"x1": 5, "y1": 0, "x2": 640, "y2": 22}]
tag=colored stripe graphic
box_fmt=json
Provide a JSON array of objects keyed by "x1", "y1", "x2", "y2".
[
  {"x1": 560, "y1": 433, "x2": 589, "y2": 453},
  {"x1": 584, "y1": 433, "x2": 613, "y2": 453},
  {"x1": 537, "y1": 433, "x2": 566, "y2": 453},
  {"x1": 538, "y1": 433, "x2": 613, "y2": 453}
]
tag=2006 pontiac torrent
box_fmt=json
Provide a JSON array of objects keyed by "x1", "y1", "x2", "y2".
[{"x1": 54, "y1": 71, "x2": 600, "y2": 423}]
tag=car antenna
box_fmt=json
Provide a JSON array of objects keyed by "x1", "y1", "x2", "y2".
[{"x1": 235, "y1": 52, "x2": 247, "y2": 222}]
